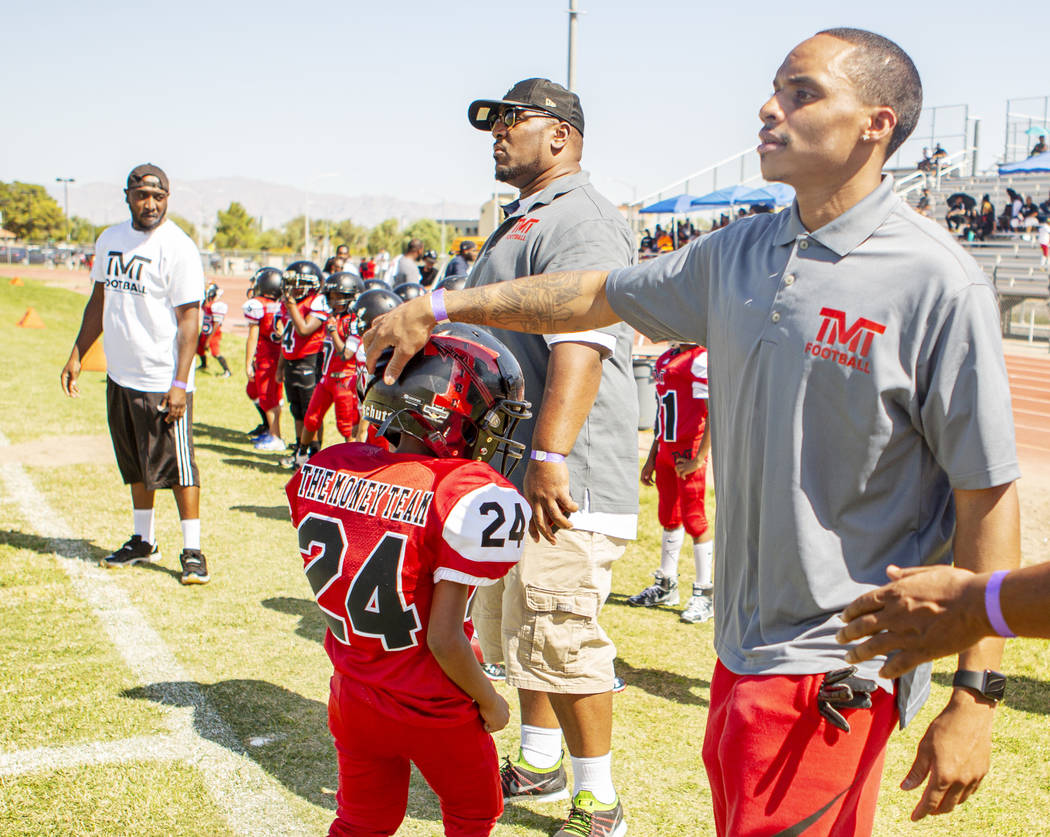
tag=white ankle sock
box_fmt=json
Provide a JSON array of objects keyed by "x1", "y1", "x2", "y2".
[
  {"x1": 659, "y1": 527, "x2": 685, "y2": 577},
  {"x1": 520, "y1": 724, "x2": 562, "y2": 769},
  {"x1": 133, "y1": 508, "x2": 155, "y2": 544},
  {"x1": 181, "y1": 519, "x2": 201, "y2": 551},
  {"x1": 694, "y1": 539, "x2": 714, "y2": 588},
  {"x1": 571, "y1": 753, "x2": 616, "y2": 804}
]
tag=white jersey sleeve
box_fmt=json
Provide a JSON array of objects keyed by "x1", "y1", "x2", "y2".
[
  {"x1": 691, "y1": 349, "x2": 709, "y2": 400},
  {"x1": 309, "y1": 294, "x2": 331, "y2": 321},
  {"x1": 242, "y1": 298, "x2": 264, "y2": 323},
  {"x1": 438, "y1": 483, "x2": 530, "y2": 586}
]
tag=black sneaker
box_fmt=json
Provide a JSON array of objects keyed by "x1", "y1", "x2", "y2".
[
  {"x1": 280, "y1": 445, "x2": 301, "y2": 469},
  {"x1": 626, "y1": 571, "x2": 679, "y2": 607},
  {"x1": 102, "y1": 535, "x2": 160, "y2": 568},
  {"x1": 500, "y1": 752, "x2": 569, "y2": 802},
  {"x1": 247, "y1": 423, "x2": 267, "y2": 440},
  {"x1": 179, "y1": 549, "x2": 210, "y2": 585},
  {"x1": 552, "y1": 791, "x2": 626, "y2": 837}
]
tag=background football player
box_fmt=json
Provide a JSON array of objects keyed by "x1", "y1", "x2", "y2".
[
  {"x1": 276, "y1": 261, "x2": 327, "y2": 466},
  {"x1": 243, "y1": 267, "x2": 286, "y2": 451},
  {"x1": 294, "y1": 272, "x2": 365, "y2": 465},
  {"x1": 196, "y1": 283, "x2": 231, "y2": 377},
  {"x1": 287, "y1": 324, "x2": 532, "y2": 836},
  {"x1": 629, "y1": 343, "x2": 715, "y2": 623},
  {"x1": 349, "y1": 288, "x2": 402, "y2": 449}
]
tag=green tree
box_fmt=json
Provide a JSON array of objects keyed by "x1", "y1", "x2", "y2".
[
  {"x1": 331, "y1": 219, "x2": 369, "y2": 254},
  {"x1": 167, "y1": 212, "x2": 199, "y2": 245},
  {"x1": 367, "y1": 218, "x2": 402, "y2": 257},
  {"x1": 213, "y1": 202, "x2": 258, "y2": 251},
  {"x1": 0, "y1": 181, "x2": 66, "y2": 242},
  {"x1": 402, "y1": 218, "x2": 457, "y2": 255},
  {"x1": 69, "y1": 215, "x2": 107, "y2": 245}
]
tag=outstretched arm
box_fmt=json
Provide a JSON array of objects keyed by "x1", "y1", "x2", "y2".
[
  {"x1": 363, "y1": 270, "x2": 618, "y2": 382},
  {"x1": 60, "y1": 282, "x2": 105, "y2": 397}
]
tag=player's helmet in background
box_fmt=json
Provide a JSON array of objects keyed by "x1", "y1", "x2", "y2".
[
  {"x1": 251, "y1": 267, "x2": 284, "y2": 300},
  {"x1": 434, "y1": 274, "x2": 468, "y2": 292},
  {"x1": 324, "y1": 272, "x2": 365, "y2": 315},
  {"x1": 205, "y1": 282, "x2": 220, "y2": 301},
  {"x1": 393, "y1": 282, "x2": 426, "y2": 302},
  {"x1": 360, "y1": 323, "x2": 532, "y2": 475},
  {"x1": 282, "y1": 260, "x2": 323, "y2": 300},
  {"x1": 362, "y1": 278, "x2": 390, "y2": 292},
  {"x1": 349, "y1": 288, "x2": 401, "y2": 337}
]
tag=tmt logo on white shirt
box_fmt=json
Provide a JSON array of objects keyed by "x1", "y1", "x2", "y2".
[{"x1": 105, "y1": 250, "x2": 152, "y2": 290}]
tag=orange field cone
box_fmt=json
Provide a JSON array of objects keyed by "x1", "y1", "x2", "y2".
[
  {"x1": 81, "y1": 338, "x2": 107, "y2": 372},
  {"x1": 9, "y1": 277, "x2": 23, "y2": 286},
  {"x1": 17, "y1": 307, "x2": 45, "y2": 328}
]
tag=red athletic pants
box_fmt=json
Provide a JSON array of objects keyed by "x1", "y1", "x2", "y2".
[
  {"x1": 303, "y1": 376, "x2": 359, "y2": 438},
  {"x1": 655, "y1": 440, "x2": 708, "y2": 537},
  {"x1": 196, "y1": 328, "x2": 223, "y2": 357},
  {"x1": 252, "y1": 355, "x2": 283, "y2": 411},
  {"x1": 327, "y1": 673, "x2": 502, "y2": 837},
  {"x1": 702, "y1": 660, "x2": 897, "y2": 836}
]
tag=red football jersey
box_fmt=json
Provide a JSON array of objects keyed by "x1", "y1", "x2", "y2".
[
  {"x1": 286, "y1": 444, "x2": 529, "y2": 726},
  {"x1": 321, "y1": 313, "x2": 359, "y2": 379},
  {"x1": 654, "y1": 344, "x2": 709, "y2": 444},
  {"x1": 243, "y1": 297, "x2": 283, "y2": 363},
  {"x1": 277, "y1": 294, "x2": 327, "y2": 359},
  {"x1": 201, "y1": 299, "x2": 228, "y2": 335}
]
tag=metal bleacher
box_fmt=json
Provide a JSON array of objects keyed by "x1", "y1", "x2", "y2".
[{"x1": 897, "y1": 166, "x2": 1050, "y2": 335}]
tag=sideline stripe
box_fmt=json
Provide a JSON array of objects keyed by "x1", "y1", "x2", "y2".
[
  {"x1": 0, "y1": 735, "x2": 181, "y2": 777},
  {"x1": 0, "y1": 430, "x2": 309, "y2": 837}
]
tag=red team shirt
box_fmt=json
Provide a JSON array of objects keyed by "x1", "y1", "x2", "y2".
[
  {"x1": 286, "y1": 444, "x2": 529, "y2": 726},
  {"x1": 654, "y1": 344, "x2": 709, "y2": 447},
  {"x1": 277, "y1": 294, "x2": 327, "y2": 359},
  {"x1": 243, "y1": 297, "x2": 283, "y2": 363},
  {"x1": 321, "y1": 314, "x2": 359, "y2": 380}
]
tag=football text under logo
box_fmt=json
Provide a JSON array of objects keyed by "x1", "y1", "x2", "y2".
[
  {"x1": 804, "y1": 307, "x2": 886, "y2": 375},
  {"x1": 105, "y1": 251, "x2": 152, "y2": 294}
]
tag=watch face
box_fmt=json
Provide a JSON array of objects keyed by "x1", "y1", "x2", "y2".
[{"x1": 984, "y1": 671, "x2": 1007, "y2": 701}]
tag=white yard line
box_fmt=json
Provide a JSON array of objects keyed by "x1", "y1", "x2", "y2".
[{"x1": 0, "y1": 430, "x2": 310, "y2": 837}]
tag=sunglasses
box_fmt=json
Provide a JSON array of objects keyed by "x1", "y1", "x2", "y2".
[{"x1": 485, "y1": 105, "x2": 560, "y2": 130}]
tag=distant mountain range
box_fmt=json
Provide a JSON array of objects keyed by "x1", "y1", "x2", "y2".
[{"x1": 44, "y1": 177, "x2": 478, "y2": 230}]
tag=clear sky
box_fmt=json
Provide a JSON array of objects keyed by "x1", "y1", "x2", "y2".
[{"x1": 2, "y1": 0, "x2": 1046, "y2": 210}]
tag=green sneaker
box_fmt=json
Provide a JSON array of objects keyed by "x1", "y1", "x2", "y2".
[
  {"x1": 499, "y1": 751, "x2": 569, "y2": 802},
  {"x1": 553, "y1": 790, "x2": 626, "y2": 837}
]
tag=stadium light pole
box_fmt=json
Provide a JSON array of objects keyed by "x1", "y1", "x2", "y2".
[
  {"x1": 567, "y1": 0, "x2": 581, "y2": 92},
  {"x1": 56, "y1": 177, "x2": 74, "y2": 244}
]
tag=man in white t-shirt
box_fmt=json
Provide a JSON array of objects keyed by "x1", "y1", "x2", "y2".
[{"x1": 60, "y1": 164, "x2": 210, "y2": 585}]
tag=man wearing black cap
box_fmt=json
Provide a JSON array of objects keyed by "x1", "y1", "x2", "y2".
[
  {"x1": 444, "y1": 240, "x2": 476, "y2": 279},
  {"x1": 61, "y1": 163, "x2": 211, "y2": 585},
  {"x1": 459, "y1": 78, "x2": 637, "y2": 836}
]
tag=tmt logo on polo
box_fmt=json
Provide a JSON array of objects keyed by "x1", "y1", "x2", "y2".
[
  {"x1": 506, "y1": 217, "x2": 539, "y2": 242},
  {"x1": 104, "y1": 251, "x2": 152, "y2": 295},
  {"x1": 804, "y1": 307, "x2": 886, "y2": 374}
]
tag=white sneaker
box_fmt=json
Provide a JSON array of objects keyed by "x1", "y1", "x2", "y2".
[
  {"x1": 681, "y1": 585, "x2": 714, "y2": 624},
  {"x1": 254, "y1": 434, "x2": 286, "y2": 452}
]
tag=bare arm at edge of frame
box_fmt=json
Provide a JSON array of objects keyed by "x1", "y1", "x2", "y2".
[{"x1": 60, "y1": 282, "x2": 105, "y2": 397}]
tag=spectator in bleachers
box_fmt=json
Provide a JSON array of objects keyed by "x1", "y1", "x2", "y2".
[
  {"x1": 976, "y1": 195, "x2": 995, "y2": 241},
  {"x1": 931, "y1": 142, "x2": 947, "y2": 167},
  {"x1": 1021, "y1": 196, "x2": 1040, "y2": 231},
  {"x1": 917, "y1": 147, "x2": 933, "y2": 173},
  {"x1": 945, "y1": 194, "x2": 969, "y2": 231},
  {"x1": 916, "y1": 188, "x2": 931, "y2": 217},
  {"x1": 1037, "y1": 218, "x2": 1049, "y2": 267},
  {"x1": 1031, "y1": 135, "x2": 1047, "y2": 157},
  {"x1": 1039, "y1": 191, "x2": 1050, "y2": 218}
]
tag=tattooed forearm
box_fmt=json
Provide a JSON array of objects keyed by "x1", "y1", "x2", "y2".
[{"x1": 448, "y1": 270, "x2": 614, "y2": 333}]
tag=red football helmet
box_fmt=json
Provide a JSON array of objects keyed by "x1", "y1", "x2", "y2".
[{"x1": 360, "y1": 324, "x2": 531, "y2": 474}]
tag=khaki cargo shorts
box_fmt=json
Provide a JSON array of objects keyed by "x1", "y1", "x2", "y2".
[{"x1": 502, "y1": 528, "x2": 626, "y2": 694}]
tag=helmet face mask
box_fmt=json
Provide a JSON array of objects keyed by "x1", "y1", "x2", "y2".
[
  {"x1": 282, "y1": 260, "x2": 323, "y2": 301},
  {"x1": 361, "y1": 324, "x2": 532, "y2": 476}
]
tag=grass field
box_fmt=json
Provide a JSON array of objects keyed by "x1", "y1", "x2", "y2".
[{"x1": 2, "y1": 276, "x2": 1049, "y2": 836}]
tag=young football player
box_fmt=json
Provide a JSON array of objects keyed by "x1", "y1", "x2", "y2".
[
  {"x1": 294, "y1": 272, "x2": 365, "y2": 462},
  {"x1": 243, "y1": 267, "x2": 286, "y2": 451},
  {"x1": 196, "y1": 283, "x2": 231, "y2": 376},
  {"x1": 286, "y1": 324, "x2": 533, "y2": 837},
  {"x1": 629, "y1": 343, "x2": 715, "y2": 623},
  {"x1": 277, "y1": 261, "x2": 327, "y2": 466},
  {"x1": 349, "y1": 287, "x2": 402, "y2": 450}
]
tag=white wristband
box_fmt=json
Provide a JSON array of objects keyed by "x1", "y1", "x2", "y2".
[{"x1": 530, "y1": 450, "x2": 566, "y2": 463}]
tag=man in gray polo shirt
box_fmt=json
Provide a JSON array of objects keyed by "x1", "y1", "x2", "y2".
[
  {"x1": 460, "y1": 78, "x2": 637, "y2": 835},
  {"x1": 366, "y1": 30, "x2": 1020, "y2": 836}
]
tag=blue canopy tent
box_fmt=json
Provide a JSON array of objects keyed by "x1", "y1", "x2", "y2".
[
  {"x1": 740, "y1": 183, "x2": 795, "y2": 206},
  {"x1": 639, "y1": 194, "x2": 702, "y2": 247},
  {"x1": 689, "y1": 184, "x2": 759, "y2": 208},
  {"x1": 998, "y1": 151, "x2": 1050, "y2": 174}
]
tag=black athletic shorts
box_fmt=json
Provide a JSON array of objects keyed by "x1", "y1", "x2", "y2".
[
  {"x1": 106, "y1": 378, "x2": 199, "y2": 490},
  {"x1": 284, "y1": 354, "x2": 319, "y2": 421}
]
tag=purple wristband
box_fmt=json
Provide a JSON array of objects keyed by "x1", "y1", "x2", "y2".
[
  {"x1": 530, "y1": 450, "x2": 566, "y2": 463},
  {"x1": 430, "y1": 288, "x2": 450, "y2": 324},
  {"x1": 171, "y1": 380, "x2": 188, "y2": 391},
  {"x1": 984, "y1": 570, "x2": 1016, "y2": 638}
]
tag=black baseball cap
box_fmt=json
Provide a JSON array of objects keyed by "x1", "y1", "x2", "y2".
[
  {"x1": 468, "y1": 78, "x2": 585, "y2": 136},
  {"x1": 126, "y1": 163, "x2": 169, "y2": 193}
]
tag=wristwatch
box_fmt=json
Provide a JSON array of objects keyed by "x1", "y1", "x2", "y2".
[{"x1": 952, "y1": 669, "x2": 1007, "y2": 703}]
